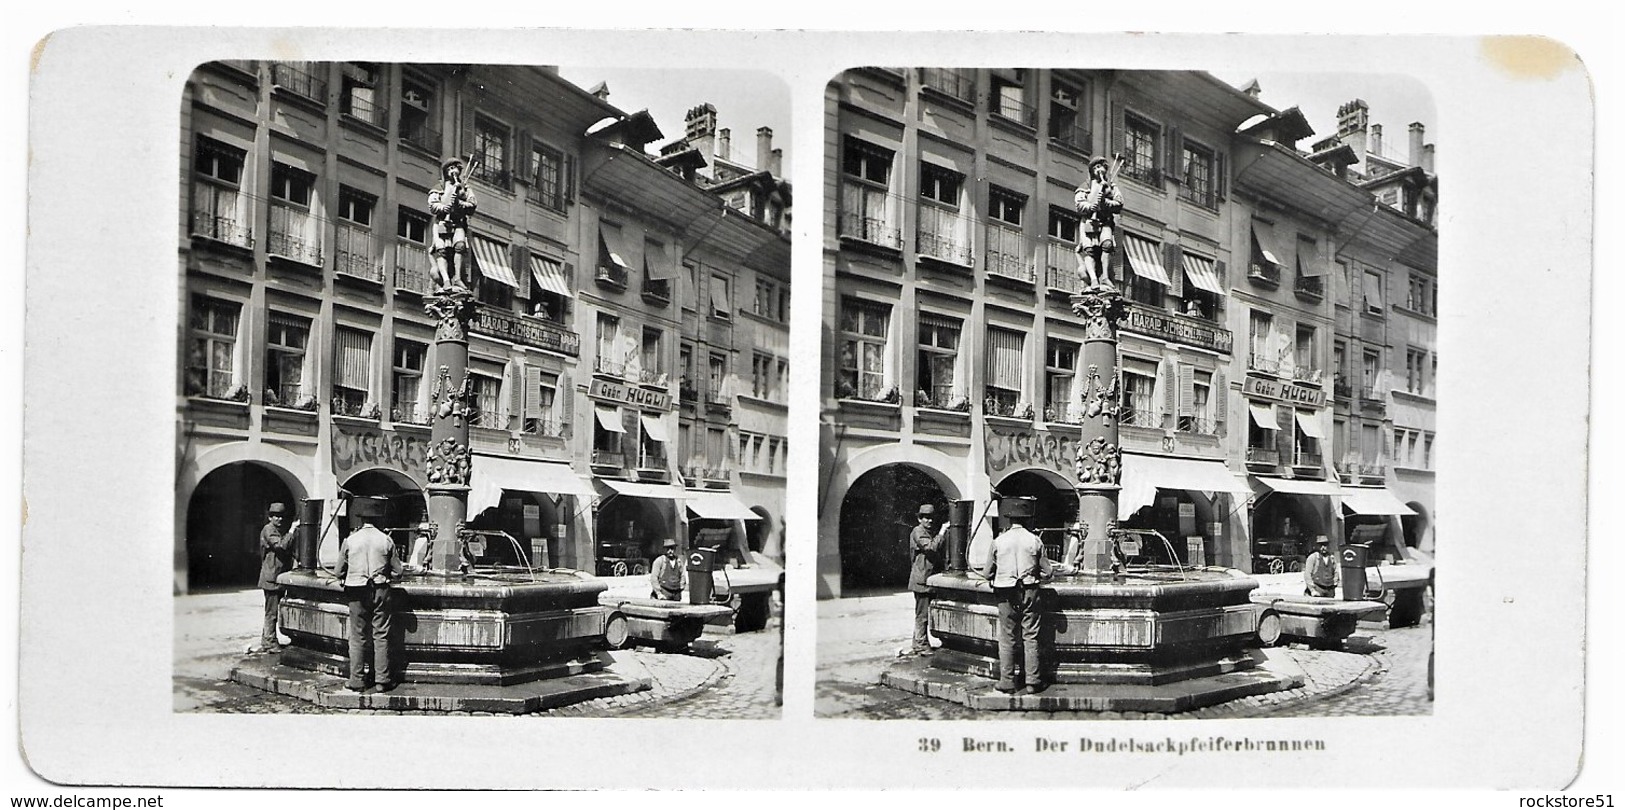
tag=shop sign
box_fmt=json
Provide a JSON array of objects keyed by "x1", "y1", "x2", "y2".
[
  {"x1": 332, "y1": 424, "x2": 429, "y2": 487},
  {"x1": 588, "y1": 378, "x2": 672, "y2": 411},
  {"x1": 1243, "y1": 375, "x2": 1327, "y2": 408},
  {"x1": 1124, "y1": 305, "x2": 1234, "y2": 353},
  {"x1": 984, "y1": 423, "x2": 1081, "y2": 487}
]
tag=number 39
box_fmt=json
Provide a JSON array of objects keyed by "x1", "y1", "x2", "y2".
[{"x1": 918, "y1": 737, "x2": 940, "y2": 753}]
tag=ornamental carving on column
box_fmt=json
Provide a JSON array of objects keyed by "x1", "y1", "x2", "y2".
[
  {"x1": 425, "y1": 288, "x2": 478, "y2": 343},
  {"x1": 425, "y1": 437, "x2": 472, "y2": 486},
  {"x1": 1075, "y1": 437, "x2": 1123, "y2": 486},
  {"x1": 1079, "y1": 363, "x2": 1122, "y2": 420},
  {"x1": 431, "y1": 366, "x2": 477, "y2": 427},
  {"x1": 1071, "y1": 287, "x2": 1128, "y2": 341}
]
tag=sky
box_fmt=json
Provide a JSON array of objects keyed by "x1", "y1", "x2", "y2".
[
  {"x1": 1213, "y1": 70, "x2": 1438, "y2": 162},
  {"x1": 556, "y1": 67, "x2": 792, "y2": 176}
]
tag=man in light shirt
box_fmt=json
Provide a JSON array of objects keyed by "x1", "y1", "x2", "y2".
[
  {"x1": 981, "y1": 497, "x2": 1072, "y2": 694},
  {"x1": 335, "y1": 497, "x2": 402, "y2": 694}
]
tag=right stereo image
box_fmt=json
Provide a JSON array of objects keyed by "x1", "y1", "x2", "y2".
[{"x1": 814, "y1": 67, "x2": 1436, "y2": 719}]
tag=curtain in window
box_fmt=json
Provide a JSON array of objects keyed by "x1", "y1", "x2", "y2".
[
  {"x1": 417, "y1": 343, "x2": 435, "y2": 419},
  {"x1": 334, "y1": 328, "x2": 372, "y2": 393},
  {"x1": 231, "y1": 306, "x2": 251, "y2": 390},
  {"x1": 986, "y1": 327, "x2": 1024, "y2": 392}
]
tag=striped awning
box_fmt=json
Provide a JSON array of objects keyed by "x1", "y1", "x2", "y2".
[
  {"x1": 530, "y1": 254, "x2": 573, "y2": 298},
  {"x1": 471, "y1": 236, "x2": 520, "y2": 288},
  {"x1": 1180, "y1": 252, "x2": 1226, "y2": 295},
  {"x1": 1122, "y1": 234, "x2": 1171, "y2": 285}
]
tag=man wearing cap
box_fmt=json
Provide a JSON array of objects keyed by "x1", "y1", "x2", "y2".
[
  {"x1": 981, "y1": 497, "x2": 1070, "y2": 694},
  {"x1": 650, "y1": 538, "x2": 686, "y2": 601},
  {"x1": 335, "y1": 497, "x2": 402, "y2": 693},
  {"x1": 1074, "y1": 155, "x2": 1124, "y2": 288},
  {"x1": 906, "y1": 504, "x2": 946, "y2": 655},
  {"x1": 255, "y1": 503, "x2": 295, "y2": 653},
  {"x1": 1303, "y1": 536, "x2": 1339, "y2": 598},
  {"x1": 428, "y1": 156, "x2": 478, "y2": 289}
]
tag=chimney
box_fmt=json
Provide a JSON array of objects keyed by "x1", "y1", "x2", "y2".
[
  {"x1": 1337, "y1": 99, "x2": 1369, "y2": 167},
  {"x1": 717, "y1": 128, "x2": 731, "y2": 162},
  {"x1": 1241, "y1": 78, "x2": 1262, "y2": 99},
  {"x1": 685, "y1": 104, "x2": 717, "y2": 171},
  {"x1": 1369, "y1": 124, "x2": 1383, "y2": 157},
  {"x1": 769, "y1": 147, "x2": 783, "y2": 177},
  {"x1": 756, "y1": 127, "x2": 773, "y2": 172},
  {"x1": 1408, "y1": 122, "x2": 1425, "y2": 168},
  {"x1": 588, "y1": 81, "x2": 609, "y2": 101},
  {"x1": 1423, "y1": 143, "x2": 1435, "y2": 174}
]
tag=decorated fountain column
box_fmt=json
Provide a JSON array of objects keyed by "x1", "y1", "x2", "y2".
[
  {"x1": 420, "y1": 288, "x2": 479, "y2": 572},
  {"x1": 1066, "y1": 285, "x2": 1128, "y2": 571}
]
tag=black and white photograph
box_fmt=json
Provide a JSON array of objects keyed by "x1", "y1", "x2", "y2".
[
  {"x1": 172, "y1": 61, "x2": 791, "y2": 717},
  {"x1": 815, "y1": 67, "x2": 1439, "y2": 720}
]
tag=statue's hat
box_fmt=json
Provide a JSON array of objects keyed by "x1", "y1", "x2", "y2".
[{"x1": 441, "y1": 156, "x2": 466, "y2": 176}]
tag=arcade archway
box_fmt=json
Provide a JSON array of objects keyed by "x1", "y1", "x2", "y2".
[
  {"x1": 185, "y1": 461, "x2": 299, "y2": 590},
  {"x1": 995, "y1": 468, "x2": 1078, "y2": 559},
  {"x1": 343, "y1": 468, "x2": 427, "y2": 534},
  {"x1": 1401, "y1": 501, "x2": 1432, "y2": 549},
  {"x1": 1250, "y1": 493, "x2": 1327, "y2": 575},
  {"x1": 838, "y1": 463, "x2": 956, "y2": 592}
]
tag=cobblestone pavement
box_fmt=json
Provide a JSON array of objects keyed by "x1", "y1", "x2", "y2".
[
  {"x1": 816, "y1": 591, "x2": 1433, "y2": 720},
  {"x1": 175, "y1": 588, "x2": 780, "y2": 718}
]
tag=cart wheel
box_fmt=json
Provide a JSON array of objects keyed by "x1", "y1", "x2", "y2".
[
  {"x1": 1267, "y1": 558, "x2": 1286, "y2": 575},
  {"x1": 1256, "y1": 610, "x2": 1283, "y2": 647},
  {"x1": 632, "y1": 562, "x2": 649, "y2": 576},
  {"x1": 603, "y1": 612, "x2": 631, "y2": 650},
  {"x1": 610, "y1": 561, "x2": 630, "y2": 577},
  {"x1": 1288, "y1": 559, "x2": 1305, "y2": 573}
]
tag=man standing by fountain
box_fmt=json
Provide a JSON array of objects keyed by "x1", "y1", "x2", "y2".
[
  {"x1": 1304, "y1": 536, "x2": 1339, "y2": 598},
  {"x1": 650, "y1": 538, "x2": 686, "y2": 601},
  {"x1": 982, "y1": 497, "x2": 1071, "y2": 694},
  {"x1": 906, "y1": 504, "x2": 945, "y2": 656},
  {"x1": 254, "y1": 503, "x2": 294, "y2": 654},
  {"x1": 336, "y1": 497, "x2": 402, "y2": 693}
]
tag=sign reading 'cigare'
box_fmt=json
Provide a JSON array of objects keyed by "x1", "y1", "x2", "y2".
[
  {"x1": 984, "y1": 424, "x2": 1081, "y2": 486},
  {"x1": 332, "y1": 425, "x2": 429, "y2": 486},
  {"x1": 588, "y1": 378, "x2": 672, "y2": 411},
  {"x1": 1243, "y1": 375, "x2": 1327, "y2": 407}
]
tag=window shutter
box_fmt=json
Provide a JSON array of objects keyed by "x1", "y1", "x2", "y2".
[
  {"x1": 1160, "y1": 358, "x2": 1176, "y2": 423},
  {"x1": 1213, "y1": 258, "x2": 1227, "y2": 287},
  {"x1": 1275, "y1": 400, "x2": 1295, "y2": 458},
  {"x1": 1215, "y1": 151, "x2": 1227, "y2": 201},
  {"x1": 1164, "y1": 242, "x2": 1184, "y2": 298},
  {"x1": 1109, "y1": 99, "x2": 1124, "y2": 159},
  {"x1": 511, "y1": 243, "x2": 530, "y2": 298},
  {"x1": 1177, "y1": 363, "x2": 1196, "y2": 418},
  {"x1": 460, "y1": 105, "x2": 477, "y2": 161},
  {"x1": 1212, "y1": 368, "x2": 1227, "y2": 436},
  {"x1": 516, "y1": 129, "x2": 532, "y2": 181},
  {"x1": 559, "y1": 371, "x2": 574, "y2": 426},
  {"x1": 1164, "y1": 126, "x2": 1181, "y2": 183},
  {"x1": 523, "y1": 365, "x2": 542, "y2": 420},
  {"x1": 505, "y1": 362, "x2": 522, "y2": 427},
  {"x1": 564, "y1": 153, "x2": 577, "y2": 205}
]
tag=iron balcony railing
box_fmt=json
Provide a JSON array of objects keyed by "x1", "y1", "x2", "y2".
[
  {"x1": 1121, "y1": 407, "x2": 1160, "y2": 429},
  {"x1": 266, "y1": 202, "x2": 323, "y2": 266},
  {"x1": 1045, "y1": 243, "x2": 1082, "y2": 292},
  {"x1": 391, "y1": 404, "x2": 431, "y2": 426},
  {"x1": 591, "y1": 450, "x2": 625, "y2": 468},
  {"x1": 916, "y1": 206, "x2": 972, "y2": 265},
  {"x1": 919, "y1": 68, "x2": 975, "y2": 103},
  {"x1": 1295, "y1": 273, "x2": 1325, "y2": 298},
  {"x1": 341, "y1": 93, "x2": 386, "y2": 128},
  {"x1": 189, "y1": 187, "x2": 254, "y2": 248},
  {"x1": 1044, "y1": 403, "x2": 1083, "y2": 425},
  {"x1": 523, "y1": 417, "x2": 565, "y2": 438},
  {"x1": 1049, "y1": 120, "x2": 1091, "y2": 152},
  {"x1": 1333, "y1": 377, "x2": 1353, "y2": 398},
  {"x1": 1293, "y1": 450, "x2": 1324, "y2": 468},
  {"x1": 1249, "y1": 262, "x2": 1281, "y2": 284},
  {"x1": 838, "y1": 184, "x2": 902, "y2": 249},
  {"x1": 639, "y1": 368, "x2": 669, "y2": 387},
  {"x1": 990, "y1": 95, "x2": 1037, "y2": 128},
  {"x1": 394, "y1": 243, "x2": 434, "y2": 293},
  {"x1": 1179, "y1": 416, "x2": 1217, "y2": 435},
  {"x1": 1248, "y1": 352, "x2": 1282, "y2": 375},
  {"x1": 270, "y1": 62, "x2": 326, "y2": 102},
  {"x1": 335, "y1": 223, "x2": 384, "y2": 282},
  {"x1": 985, "y1": 223, "x2": 1035, "y2": 282},
  {"x1": 984, "y1": 394, "x2": 1025, "y2": 418},
  {"x1": 641, "y1": 277, "x2": 672, "y2": 304},
  {"x1": 1246, "y1": 446, "x2": 1280, "y2": 466},
  {"x1": 637, "y1": 452, "x2": 669, "y2": 471},
  {"x1": 595, "y1": 358, "x2": 625, "y2": 378},
  {"x1": 400, "y1": 118, "x2": 441, "y2": 154},
  {"x1": 595, "y1": 263, "x2": 629, "y2": 289}
]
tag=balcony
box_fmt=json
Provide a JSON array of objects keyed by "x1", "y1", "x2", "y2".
[
  {"x1": 638, "y1": 368, "x2": 669, "y2": 388},
  {"x1": 1044, "y1": 244, "x2": 1083, "y2": 293},
  {"x1": 916, "y1": 207, "x2": 972, "y2": 266},
  {"x1": 1120, "y1": 407, "x2": 1160, "y2": 429},
  {"x1": 1359, "y1": 385, "x2": 1387, "y2": 411},
  {"x1": 390, "y1": 403, "x2": 431, "y2": 426},
  {"x1": 595, "y1": 263, "x2": 629, "y2": 291},
  {"x1": 591, "y1": 450, "x2": 625, "y2": 472},
  {"x1": 1121, "y1": 162, "x2": 1162, "y2": 188},
  {"x1": 1294, "y1": 273, "x2": 1325, "y2": 300},
  {"x1": 1049, "y1": 120, "x2": 1091, "y2": 153},
  {"x1": 594, "y1": 358, "x2": 626, "y2": 378},
  {"x1": 334, "y1": 223, "x2": 384, "y2": 283},
  {"x1": 400, "y1": 118, "x2": 441, "y2": 154},
  {"x1": 522, "y1": 417, "x2": 565, "y2": 438},
  {"x1": 679, "y1": 380, "x2": 698, "y2": 403},
  {"x1": 189, "y1": 191, "x2": 254, "y2": 249},
  {"x1": 341, "y1": 93, "x2": 386, "y2": 128},
  {"x1": 641, "y1": 277, "x2": 672, "y2": 306},
  {"x1": 1333, "y1": 376, "x2": 1353, "y2": 399},
  {"x1": 1293, "y1": 450, "x2": 1324, "y2": 470},
  {"x1": 468, "y1": 308, "x2": 581, "y2": 357},
  {"x1": 394, "y1": 243, "x2": 434, "y2": 294},
  {"x1": 270, "y1": 62, "x2": 326, "y2": 103},
  {"x1": 1178, "y1": 416, "x2": 1217, "y2": 436},
  {"x1": 919, "y1": 68, "x2": 974, "y2": 103},
  {"x1": 1248, "y1": 261, "x2": 1281, "y2": 287},
  {"x1": 636, "y1": 453, "x2": 670, "y2": 475},
  {"x1": 1292, "y1": 366, "x2": 1326, "y2": 386},
  {"x1": 1044, "y1": 403, "x2": 1083, "y2": 425},
  {"x1": 471, "y1": 162, "x2": 512, "y2": 191},
  {"x1": 990, "y1": 95, "x2": 1037, "y2": 129},
  {"x1": 838, "y1": 184, "x2": 902, "y2": 250},
  {"x1": 985, "y1": 224, "x2": 1035, "y2": 284},
  {"x1": 984, "y1": 394, "x2": 1029, "y2": 419},
  {"x1": 266, "y1": 202, "x2": 323, "y2": 266},
  {"x1": 1246, "y1": 446, "x2": 1280, "y2": 466},
  {"x1": 1247, "y1": 352, "x2": 1282, "y2": 375}
]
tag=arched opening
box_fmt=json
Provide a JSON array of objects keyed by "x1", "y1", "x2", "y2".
[
  {"x1": 838, "y1": 464, "x2": 952, "y2": 593},
  {"x1": 1250, "y1": 494, "x2": 1326, "y2": 575},
  {"x1": 467, "y1": 490, "x2": 567, "y2": 569},
  {"x1": 1122, "y1": 489, "x2": 1218, "y2": 565},
  {"x1": 186, "y1": 461, "x2": 299, "y2": 590},
  {"x1": 342, "y1": 468, "x2": 427, "y2": 537},
  {"x1": 996, "y1": 468, "x2": 1078, "y2": 560},
  {"x1": 594, "y1": 496, "x2": 676, "y2": 577},
  {"x1": 1401, "y1": 501, "x2": 1432, "y2": 549},
  {"x1": 746, "y1": 505, "x2": 774, "y2": 555}
]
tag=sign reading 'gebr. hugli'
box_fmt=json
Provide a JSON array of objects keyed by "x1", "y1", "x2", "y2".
[
  {"x1": 1243, "y1": 375, "x2": 1327, "y2": 407},
  {"x1": 588, "y1": 378, "x2": 673, "y2": 411}
]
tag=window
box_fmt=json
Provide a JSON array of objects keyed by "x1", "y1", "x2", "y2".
[
  {"x1": 917, "y1": 162, "x2": 969, "y2": 265},
  {"x1": 596, "y1": 313, "x2": 623, "y2": 376},
  {"x1": 710, "y1": 274, "x2": 732, "y2": 320},
  {"x1": 1120, "y1": 360, "x2": 1157, "y2": 428},
  {"x1": 838, "y1": 297, "x2": 891, "y2": 401},
  {"x1": 529, "y1": 142, "x2": 568, "y2": 211},
  {"x1": 988, "y1": 186, "x2": 1024, "y2": 226},
  {"x1": 1363, "y1": 270, "x2": 1385, "y2": 314},
  {"x1": 1182, "y1": 371, "x2": 1214, "y2": 434},
  {"x1": 989, "y1": 69, "x2": 1033, "y2": 126},
  {"x1": 839, "y1": 137, "x2": 898, "y2": 247},
  {"x1": 638, "y1": 412, "x2": 668, "y2": 469},
  {"x1": 767, "y1": 437, "x2": 783, "y2": 475},
  {"x1": 332, "y1": 327, "x2": 374, "y2": 417},
  {"x1": 264, "y1": 313, "x2": 311, "y2": 407},
  {"x1": 1248, "y1": 310, "x2": 1278, "y2": 374},
  {"x1": 395, "y1": 207, "x2": 432, "y2": 291},
  {"x1": 472, "y1": 114, "x2": 510, "y2": 188},
  {"x1": 751, "y1": 352, "x2": 786, "y2": 402},
  {"x1": 594, "y1": 407, "x2": 624, "y2": 456},
  {"x1": 1360, "y1": 423, "x2": 1383, "y2": 466},
  {"x1": 267, "y1": 162, "x2": 321, "y2": 265},
  {"x1": 706, "y1": 427, "x2": 728, "y2": 470},
  {"x1": 1180, "y1": 140, "x2": 1215, "y2": 208},
  {"x1": 399, "y1": 73, "x2": 439, "y2": 152},
  {"x1": 919, "y1": 68, "x2": 974, "y2": 103},
  {"x1": 1362, "y1": 349, "x2": 1382, "y2": 398},
  {"x1": 984, "y1": 326, "x2": 1025, "y2": 417},
  {"x1": 1048, "y1": 78, "x2": 1088, "y2": 150},
  {"x1": 190, "y1": 137, "x2": 252, "y2": 247},
  {"x1": 469, "y1": 373, "x2": 502, "y2": 429},
  {"x1": 640, "y1": 327, "x2": 665, "y2": 385},
  {"x1": 985, "y1": 186, "x2": 1029, "y2": 281},
  {"x1": 916, "y1": 315, "x2": 963, "y2": 408},
  {"x1": 1247, "y1": 405, "x2": 1277, "y2": 452},
  {"x1": 1123, "y1": 112, "x2": 1159, "y2": 184},
  {"x1": 1294, "y1": 325, "x2": 1318, "y2": 382},
  {"x1": 521, "y1": 371, "x2": 559, "y2": 436},
  {"x1": 335, "y1": 187, "x2": 380, "y2": 281},
  {"x1": 1294, "y1": 236, "x2": 1325, "y2": 298},
  {"x1": 185, "y1": 295, "x2": 242, "y2": 398},
  {"x1": 1045, "y1": 208, "x2": 1081, "y2": 289},
  {"x1": 270, "y1": 61, "x2": 326, "y2": 101},
  {"x1": 1405, "y1": 348, "x2": 1428, "y2": 394},
  {"x1": 339, "y1": 62, "x2": 383, "y2": 127},
  {"x1": 643, "y1": 239, "x2": 673, "y2": 302},
  {"x1": 1407, "y1": 274, "x2": 1436, "y2": 316},
  {"x1": 753, "y1": 277, "x2": 788, "y2": 321},
  {"x1": 1044, "y1": 338, "x2": 1079, "y2": 422},
  {"x1": 1293, "y1": 409, "x2": 1322, "y2": 467},
  {"x1": 391, "y1": 340, "x2": 427, "y2": 424},
  {"x1": 1423, "y1": 433, "x2": 1435, "y2": 469},
  {"x1": 708, "y1": 353, "x2": 728, "y2": 403}
]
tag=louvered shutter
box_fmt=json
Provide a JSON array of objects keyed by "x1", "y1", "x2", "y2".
[
  {"x1": 564, "y1": 153, "x2": 576, "y2": 205},
  {"x1": 1109, "y1": 99, "x2": 1124, "y2": 159},
  {"x1": 460, "y1": 105, "x2": 477, "y2": 163},
  {"x1": 1164, "y1": 126, "x2": 1181, "y2": 185},
  {"x1": 511, "y1": 243, "x2": 531, "y2": 298},
  {"x1": 1165, "y1": 242, "x2": 1184, "y2": 298},
  {"x1": 516, "y1": 129, "x2": 533, "y2": 183},
  {"x1": 1215, "y1": 151, "x2": 1227, "y2": 201},
  {"x1": 559, "y1": 371, "x2": 574, "y2": 427},
  {"x1": 1276, "y1": 400, "x2": 1295, "y2": 458},
  {"x1": 524, "y1": 365, "x2": 543, "y2": 420},
  {"x1": 1212, "y1": 368, "x2": 1227, "y2": 437},
  {"x1": 1178, "y1": 363, "x2": 1196, "y2": 418},
  {"x1": 506, "y1": 361, "x2": 523, "y2": 427},
  {"x1": 1161, "y1": 358, "x2": 1176, "y2": 420}
]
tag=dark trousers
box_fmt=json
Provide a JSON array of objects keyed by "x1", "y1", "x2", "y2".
[
  {"x1": 993, "y1": 586, "x2": 1043, "y2": 689},
  {"x1": 345, "y1": 584, "x2": 394, "y2": 688},
  {"x1": 260, "y1": 588, "x2": 282, "y2": 648},
  {"x1": 912, "y1": 592, "x2": 932, "y2": 651}
]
